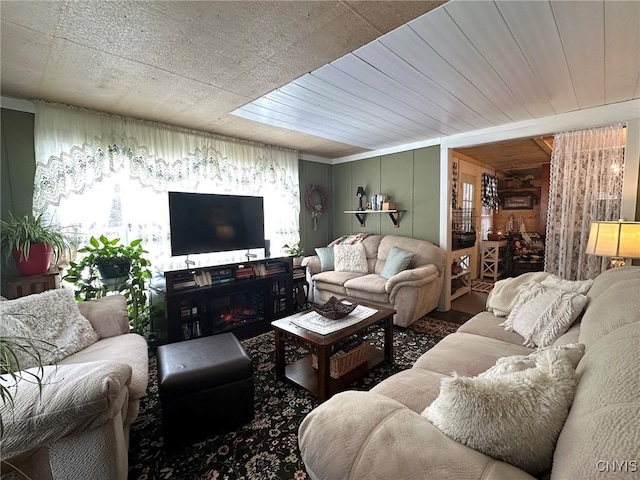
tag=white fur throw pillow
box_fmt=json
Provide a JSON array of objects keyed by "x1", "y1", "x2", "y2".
[
  {"x1": 485, "y1": 343, "x2": 586, "y2": 377},
  {"x1": 422, "y1": 348, "x2": 579, "y2": 475},
  {"x1": 333, "y1": 244, "x2": 368, "y2": 273},
  {"x1": 501, "y1": 281, "x2": 588, "y2": 348},
  {"x1": 0, "y1": 289, "x2": 99, "y2": 371}
]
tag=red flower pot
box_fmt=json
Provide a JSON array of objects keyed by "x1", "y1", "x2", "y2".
[{"x1": 12, "y1": 243, "x2": 53, "y2": 276}]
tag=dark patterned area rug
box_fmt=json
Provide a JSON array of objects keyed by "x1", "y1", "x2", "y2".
[{"x1": 128, "y1": 317, "x2": 459, "y2": 479}]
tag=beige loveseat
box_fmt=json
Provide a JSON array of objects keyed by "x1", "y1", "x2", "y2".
[
  {"x1": 303, "y1": 235, "x2": 447, "y2": 327},
  {"x1": 299, "y1": 266, "x2": 640, "y2": 479},
  {"x1": 0, "y1": 293, "x2": 149, "y2": 479}
]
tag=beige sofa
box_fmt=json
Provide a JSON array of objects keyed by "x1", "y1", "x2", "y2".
[
  {"x1": 299, "y1": 266, "x2": 640, "y2": 479},
  {"x1": 303, "y1": 235, "x2": 447, "y2": 327},
  {"x1": 0, "y1": 294, "x2": 149, "y2": 479}
]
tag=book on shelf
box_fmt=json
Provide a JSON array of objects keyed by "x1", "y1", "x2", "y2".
[
  {"x1": 235, "y1": 266, "x2": 255, "y2": 280},
  {"x1": 252, "y1": 263, "x2": 267, "y2": 277},
  {"x1": 210, "y1": 268, "x2": 233, "y2": 279},
  {"x1": 174, "y1": 280, "x2": 197, "y2": 290},
  {"x1": 265, "y1": 261, "x2": 287, "y2": 275},
  {"x1": 194, "y1": 271, "x2": 210, "y2": 287},
  {"x1": 180, "y1": 306, "x2": 198, "y2": 317},
  {"x1": 172, "y1": 271, "x2": 196, "y2": 281}
]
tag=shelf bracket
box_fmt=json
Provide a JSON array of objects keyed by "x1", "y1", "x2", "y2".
[
  {"x1": 346, "y1": 210, "x2": 402, "y2": 228},
  {"x1": 387, "y1": 211, "x2": 400, "y2": 227}
]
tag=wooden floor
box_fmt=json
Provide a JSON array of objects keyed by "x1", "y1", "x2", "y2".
[{"x1": 430, "y1": 291, "x2": 489, "y2": 325}]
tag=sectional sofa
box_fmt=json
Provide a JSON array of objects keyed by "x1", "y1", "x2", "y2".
[{"x1": 299, "y1": 266, "x2": 640, "y2": 480}]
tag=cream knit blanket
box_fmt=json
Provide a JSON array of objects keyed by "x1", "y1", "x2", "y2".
[{"x1": 486, "y1": 271, "x2": 551, "y2": 317}]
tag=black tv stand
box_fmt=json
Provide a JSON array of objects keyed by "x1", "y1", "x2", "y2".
[{"x1": 161, "y1": 256, "x2": 294, "y2": 343}]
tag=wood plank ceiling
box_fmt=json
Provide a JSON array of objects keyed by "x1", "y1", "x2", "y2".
[
  {"x1": 1, "y1": 1, "x2": 639, "y2": 160},
  {"x1": 455, "y1": 137, "x2": 553, "y2": 176},
  {"x1": 233, "y1": 0, "x2": 640, "y2": 158}
]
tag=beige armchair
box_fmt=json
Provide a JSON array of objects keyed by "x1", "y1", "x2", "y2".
[
  {"x1": 1, "y1": 362, "x2": 132, "y2": 479},
  {"x1": 0, "y1": 294, "x2": 148, "y2": 479}
]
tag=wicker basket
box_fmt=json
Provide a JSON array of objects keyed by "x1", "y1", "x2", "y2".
[
  {"x1": 452, "y1": 231, "x2": 476, "y2": 249},
  {"x1": 312, "y1": 342, "x2": 371, "y2": 379}
]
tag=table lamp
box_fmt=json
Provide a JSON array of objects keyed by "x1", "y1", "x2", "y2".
[
  {"x1": 585, "y1": 220, "x2": 640, "y2": 268},
  {"x1": 356, "y1": 186, "x2": 365, "y2": 211}
]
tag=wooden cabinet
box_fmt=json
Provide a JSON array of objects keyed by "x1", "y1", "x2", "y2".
[
  {"x1": 6, "y1": 270, "x2": 61, "y2": 299},
  {"x1": 160, "y1": 257, "x2": 294, "y2": 343},
  {"x1": 481, "y1": 240, "x2": 508, "y2": 281}
]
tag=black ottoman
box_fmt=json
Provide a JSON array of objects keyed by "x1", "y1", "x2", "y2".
[{"x1": 157, "y1": 333, "x2": 254, "y2": 447}]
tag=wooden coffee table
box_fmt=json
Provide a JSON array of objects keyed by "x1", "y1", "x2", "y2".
[{"x1": 271, "y1": 301, "x2": 395, "y2": 402}]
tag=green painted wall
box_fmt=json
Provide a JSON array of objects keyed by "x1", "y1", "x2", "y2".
[
  {"x1": 298, "y1": 159, "x2": 333, "y2": 257},
  {"x1": 330, "y1": 146, "x2": 441, "y2": 245},
  {"x1": 381, "y1": 151, "x2": 413, "y2": 237},
  {"x1": 1, "y1": 108, "x2": 37, "y2": 287},
  {"x1": 413, "y1": 147, "x2": 441, "y2": 243},
  {"x1": 350, "y1": 156, "x2": 382, "y2": 233},
  {"x1": 332, "y1": 162, "x2": 354, "y2": 236},
  {"x1": 1, "y1": 108, "x2": 36, "y2": 221}
]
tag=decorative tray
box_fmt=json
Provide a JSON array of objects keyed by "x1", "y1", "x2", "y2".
[{"x1": 311, "y1": 296, "x2": 358, "y2": 320}]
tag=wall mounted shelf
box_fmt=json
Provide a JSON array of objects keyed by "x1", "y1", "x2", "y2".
[{"x1": 344, "y1": 210, "x2": 404, "y2": 228}]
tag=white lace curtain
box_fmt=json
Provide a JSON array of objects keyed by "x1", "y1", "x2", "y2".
[
  {"x1": 545, "y1": 123, "x2": 626, "y2": 280},
  {"x1": 33, "y1": 102, "x2": 300, "y2": 265}
]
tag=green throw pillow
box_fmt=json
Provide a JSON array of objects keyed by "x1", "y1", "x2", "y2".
[
  {"x1": 315, "y1": 247, "x2": 334, "y2": 272},
  {"x1": 380, "y1": 246, "x2": 414, "y2": 279}
]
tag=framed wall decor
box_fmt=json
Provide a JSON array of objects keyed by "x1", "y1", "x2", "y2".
[{"x1": 502, "y1": 193, "x2": 535, "y2": 210}]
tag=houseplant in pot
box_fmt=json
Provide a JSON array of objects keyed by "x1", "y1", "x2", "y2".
[
  {"x1": 0, "y1": 213, "x2": 74, "y2": 276},
  {"x1": 0, "y1": 331, "x2": 50, "y2": 438},
  {"x1": 283, "y1": 243, "x2": 305, "y2": 267},
  {"x1": 63, "y1": 235, "x2": 152, "y2": 334}
]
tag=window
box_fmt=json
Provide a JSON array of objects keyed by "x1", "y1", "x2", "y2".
[{"x1": 33, "y1": 102, "x2": 300, "y2": 265}]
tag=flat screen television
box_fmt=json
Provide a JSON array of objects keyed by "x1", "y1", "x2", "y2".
[{"x1": 168, "y1": 192, "x2": 265, "y2": 256}]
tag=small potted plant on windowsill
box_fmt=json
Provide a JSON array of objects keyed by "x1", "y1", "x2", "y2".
[
  {"x1": 283, "y1": 243, "x2": 305, "y2": 267},
  {"x1": 0, "y1": 213, "x2": 74, "y2": 276}
]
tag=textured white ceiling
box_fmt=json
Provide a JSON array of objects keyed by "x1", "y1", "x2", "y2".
[
  {"x1": 0, "y1": 0, "x2": 444, "y2": 158},
  {"x1": 1, "y1": 1, "x2": 639, "y2": 160}
]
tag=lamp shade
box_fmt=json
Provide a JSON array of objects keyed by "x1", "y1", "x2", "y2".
[
  {"x1": 585, "y1": 221, "x2": 640, "y2": 258},
  {"x1": 356, "y1": 186, "x2": 365, "y2": 197}
]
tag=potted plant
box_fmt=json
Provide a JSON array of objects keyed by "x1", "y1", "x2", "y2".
[
  {"x1": 283, "y1": 243, "x2": 305, "y2": 267},
  {"x1": 63, "y1": 235, "x2": 152, "y2": 335},
  {"x1": 0, "y1": 328, "x2": 51, "y2": 438},
  {"x1": 0, "y1": 213, "x2": 74, "y2": 276}
]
